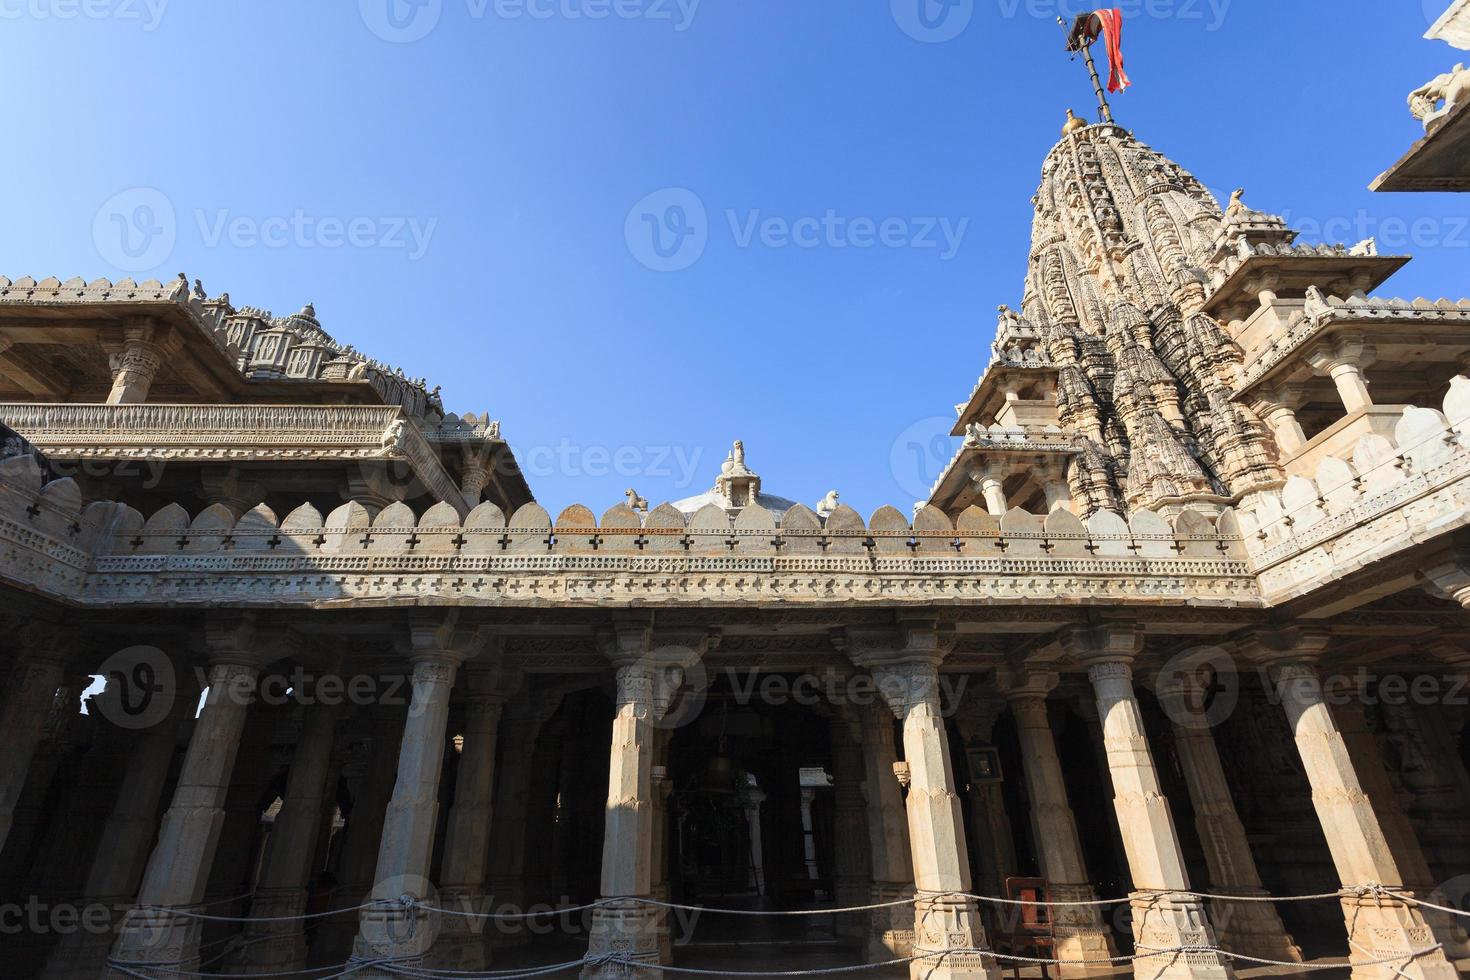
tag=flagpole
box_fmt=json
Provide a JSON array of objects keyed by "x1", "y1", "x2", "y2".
[{"x1": 1059, "y1": 15, "x2": 1115, "y2": 125}]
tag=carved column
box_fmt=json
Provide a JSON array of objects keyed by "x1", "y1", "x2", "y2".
[
  {"x1": 1333, "y1": 694, "x2": 1470, "y2": 959},
  {"x1": 431, "y1": 665, "x2": 508, "y2": 971},
  {"x1": 1001, "y1": 671, "x2": 1116, "y2": 976},
  {"x1": 103, "y1": 319, "x2": 171, "y2": 405},
  {"x1": 1066, "y1": 626, "x2": 1233, "y2": 980},
  {"x1": 1153, "y1": 674, "x2": 1303, "y2": 963},
  {"x1": 107, "y1": 619, "x2": 271, "y2": 979},
  {"x1": 43, "y1": 667, "x2": 195, "y2": 980},
  {"x1": 583, "y1": 626, "x2": 713, "y2": 979},
  {"x1": 1240, "y1": 629, "x2": 1457, "y2": 980},
  {"x1": 1307, "y1": 337, "x2": 1373, "y2": 414},
  {"x1": 1253, "y1": 386, "x2": 1309, "y2": 458},
  {"x1": 856, "y1": 699, "x2": 916, "y2": 962},
  {"x1": 953, "y1": 695, "x2": 1017, "y2": 905},
  {"x1": 829, "y1": 713, "x2": 873, "y2": 940},
  {"x1": 855, "y1": 623, "x2": 1000, "y2": 980},
  {"x1": 976, "y1": 465, "x2": 1009, "y2": 518},
  {"x1": 235, "y1": 698, "x2": 344, "y2": 974},
  {"x1": 311, "y1": 704, "x2": 405, "y2": 966},
  {"x1": 350, "y1": 619, "x2": 476, "y2": 976},
  {"x1": 0, "y1": 649, "x2": 69, "y2": 854}
]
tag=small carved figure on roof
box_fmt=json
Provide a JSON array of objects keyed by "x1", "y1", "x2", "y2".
[
  {"x1": 626, "y1": 488, "x2": 649, "y2": 513},
  {"x1": 816, "y1": 490, "x2": 840, "y2": 518}
]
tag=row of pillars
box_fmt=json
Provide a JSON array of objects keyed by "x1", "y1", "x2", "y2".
[{"x1": 0, "y1": 616, "x2": 1466, "y2": 980}]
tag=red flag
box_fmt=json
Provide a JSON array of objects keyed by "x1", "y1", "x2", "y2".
[{"x1": 1071, "y1": 9, "x2": 1132, "y2": 94}]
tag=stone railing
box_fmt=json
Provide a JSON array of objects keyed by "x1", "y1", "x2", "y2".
[
  {"x1": 963, "y1": 423, "x2": 1078, "y2": 453},
  {"x1": 1238, "y1": 376, "x2": 1470, "y2": 602},
  {"x1": 0, "y1": 455, "x2": 1256, "y2": 609}
]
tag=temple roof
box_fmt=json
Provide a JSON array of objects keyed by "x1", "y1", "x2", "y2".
[{"x1": 673, "y1": 440, "x2": 801, "y2": 518}]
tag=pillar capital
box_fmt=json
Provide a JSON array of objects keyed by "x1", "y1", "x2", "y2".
[
  {"x1": 844, "y1": 618, "x2": 955, "y2": 670},
  {"x1": 1420, "y1": 544, "x2": 1470, "y2": 609},
  {"x1": 1056, "y1": 623, "x2": 1144, "y2": 668},
  {"x1": 402, "y1": 611, "x2": 484, "y2": 667},
  {"x1": 202, "y1": 614, "x2": 280, "y2": 672},
  {"x1": 1232, "y1": 626, "x2": 1333, "y2": 669}
]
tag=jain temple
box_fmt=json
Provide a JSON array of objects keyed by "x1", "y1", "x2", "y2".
[{"x1": 3, "y1": 7, "x2": 1470, "y2": 980}]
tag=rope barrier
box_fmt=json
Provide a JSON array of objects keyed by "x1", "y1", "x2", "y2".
[{"x1": 109, "y1": 882, "x2": 1470, "y2": 925}]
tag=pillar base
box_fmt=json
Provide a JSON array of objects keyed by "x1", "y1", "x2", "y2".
[
  {"x1": 1409, "y1": 883, "x2": 1470, "y2": 961},
  {"x1": 105, "y1": 909, "x2": 204, "y2": 980},
  {"x1": 583, "y1": 902, "x2": 661, "y2": 978},
  {"x1": 867, "y1": 883, "x2": 916, "y2": 963},
  {"x1": 349, "y1": 901, "x2": 442, "y2": 978},
  {"x1": 428, "y1": 887, "x2": 491, "y2": 971},
  {"x1": 1339, "y1": 892, "x2": 1458, "y2": 980},
  {"x1": 1204, "y1": 888, "x2": 1302, "y2": 965},
  {"x1": 910, "y1": 894, "x2": 1001, "y2": 980},
  {"x1": 1127, "y1": 892, "x2": 1232, "y2": 980},
  {"x1": 234, "y1": 886, "x2": 310, "y2": 974},
  {"x1": 1049, "y1": 882, "x2": 1120, "y2": 978}
]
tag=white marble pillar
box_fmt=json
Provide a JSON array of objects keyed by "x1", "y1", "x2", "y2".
[
  {"x1": 235, "y1": 699, "x2": 343, "y2": 974},
  {"x1": 431, "y1": 668, "x2": 506, "y2": 971},
  {"x1": 1242, "y1": 630, "x2": 1456, "y2": 980},
  {"x1": 584, "y1": 626, "x2": 712, "y2": 979},
  {"x1": 0, "y1": 653, "x2": 68, "y2": 854},
  {"x1": 745, "y1": 788, "x2": 767, "y2": 895},
  {"x1": 857, "y1": 700, "x2": 916, "y2": 962},
  {"x1": 857, "y1": 623, "x2": 1000, "y2": 980},
  {"x1": 107, "y1": 622, "x2": 270, "y2": 979},
  {"x1": 1002, "y1": 671, "x2": 1117, "y2": 976},
  {"x1": 42, "y1": 669, "x2": 195, "y2": 980},
  {"x1": 1067, "y1": 626, "x2": 1233, "y2": 980},
  {"x1": 1153, "y1": 675, "x2": 1303, "y2": 964},
  {"x1": 351, "y1": 620, "x2": 476, "y2": 976}
]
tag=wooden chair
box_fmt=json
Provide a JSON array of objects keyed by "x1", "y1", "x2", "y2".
[{"x1": 993, "y1": 877, "x2": 1056, "y2": 980}]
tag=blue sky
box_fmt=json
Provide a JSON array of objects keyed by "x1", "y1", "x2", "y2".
[{"x1": 2, "y1": 0, "x2": 1465, "y2": 517}]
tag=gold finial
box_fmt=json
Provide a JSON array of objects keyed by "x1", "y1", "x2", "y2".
[{"x1": 1063, "y1": 108, "x2": 1088, "y2": 136}]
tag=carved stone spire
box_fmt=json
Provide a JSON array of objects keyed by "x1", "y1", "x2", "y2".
[{"x1": 1017, "y1": 124, "x2": 1285, "y2": 513}]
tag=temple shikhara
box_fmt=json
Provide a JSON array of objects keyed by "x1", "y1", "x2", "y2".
[{"x1": 2, "y1": 10, "x2": 1469, "y2": 980}]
